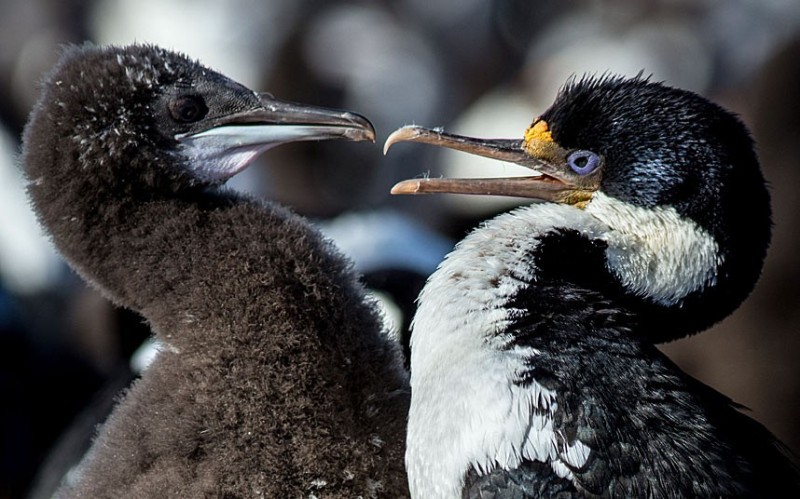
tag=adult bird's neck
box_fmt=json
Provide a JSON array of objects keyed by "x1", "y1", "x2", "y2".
[
  {"x1": 410, "y1": 203, "x2": 613, "y2": 367},
  {"x1": 405, "y1": 203, "x2": 618, "y2": 497},
  {"x1": 406, "y1": 201, "x2": 733, "y2": 497},
  {"x1": 410, "y1": 193, "x2": 736, "y2": 367}
]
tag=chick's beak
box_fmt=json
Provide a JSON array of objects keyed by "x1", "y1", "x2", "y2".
[
  {"x1": 177, "y1": 93, "x2": 375, "y2": 182},
  {"x1": 207, "y1": 93, "x2": 376, "y2": 143},
  {"x1": 383, "y1": 125, "x2": 597, "y2": 206}
]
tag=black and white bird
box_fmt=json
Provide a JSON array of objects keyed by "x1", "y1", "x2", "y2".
[
  {"x1": 384, "y1": 75, "x2": 800, "y2": 497},
  {"x1": 22, "y1": 43, "x2": 409, "y2": 498}
]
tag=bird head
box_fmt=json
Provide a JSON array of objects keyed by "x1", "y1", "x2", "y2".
[
  {"x1": 23, "y1": 43, "x2": 375, "y2": 196},
  {"x1": 385, "y1": 75, "x2": 771, "y2": 341}
]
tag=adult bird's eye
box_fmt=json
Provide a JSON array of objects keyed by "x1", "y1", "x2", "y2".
[
  {"x1": 169, "y1": 95, "x2": 208, "y2": 123},
  {"x1": 567, "y1": 150, "x2": 601, "y2": 175}
]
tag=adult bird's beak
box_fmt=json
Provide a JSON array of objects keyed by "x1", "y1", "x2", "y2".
[
  {"x1": 383, "y1": 123, "x2": 599, "y2": 207},
  {"x1": 177, "y1": 93, "x2": 375, "y2": 182}
]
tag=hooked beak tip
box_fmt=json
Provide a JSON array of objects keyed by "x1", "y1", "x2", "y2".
[
  {"x1": 343, "y1": 112, "x2": 376, "y2": 143},
  {"x1": 383, "y1": 125, "x2": 426, "y2": 155}
]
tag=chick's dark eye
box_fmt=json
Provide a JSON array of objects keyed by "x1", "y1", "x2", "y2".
[
  {"x1": 169, "y1": 95, "x2": 208, "y2": 123},
  {"x1": 567, "y1": 150, "x2": 601, "y2": 175}
]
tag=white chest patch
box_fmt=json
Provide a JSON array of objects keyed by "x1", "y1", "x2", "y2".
[
  {"x1": 406, "y1": 196, "x2": 723, "y2": 498},
  {"x1": 406, "y1": 204, "x2": 608, "y2": 498},
  {"x1": 585, "y1": 192, "x2": 721, "y2": 306}
]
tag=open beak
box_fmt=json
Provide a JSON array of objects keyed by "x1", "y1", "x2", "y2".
[
  {"x1": 177, "y1": 93, "x2": 375, "y2": 182},
  {"x1": 383, "y1": 124, "x2": 598, "y2": 206}
]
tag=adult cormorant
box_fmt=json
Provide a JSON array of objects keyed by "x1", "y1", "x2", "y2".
[
  {"x1": 385, "y1": 75, "x2": 799, "y2": 498},
  {"x1": 22, "y1": 43, "x2": 409, "y2": 498}
]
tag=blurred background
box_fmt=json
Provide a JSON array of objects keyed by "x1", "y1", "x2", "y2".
[{"x1": 1, "y1": 0, "x2": 799, "y2": 497}]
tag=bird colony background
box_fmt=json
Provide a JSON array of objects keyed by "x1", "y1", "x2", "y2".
[{"x1": 1, "y1": 1, "x2": 799, "y2": 498}]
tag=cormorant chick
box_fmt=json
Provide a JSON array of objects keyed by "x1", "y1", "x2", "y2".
[
  {"x1": 22, "y1": 43, "x2": 409, "y2": 498},
  {"x1": 385, "y1": 75, "x2": 799, "y2": 497}
]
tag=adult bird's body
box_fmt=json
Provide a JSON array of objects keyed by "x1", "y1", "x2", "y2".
[
  {"x1": 385, "y1": 75, "x2": 800, "y2": 497},
  {"x1": 22, "y1": 44, "x2": 409, "y2": 498}
]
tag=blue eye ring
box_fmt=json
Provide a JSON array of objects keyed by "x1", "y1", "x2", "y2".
[{"x1": 567, "y1": 150, "x2": 601, "y2": 175}]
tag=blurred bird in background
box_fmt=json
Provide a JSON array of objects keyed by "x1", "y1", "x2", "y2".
[{"x1": 1, "y1": 1, "x2": 800, "y2": 498}]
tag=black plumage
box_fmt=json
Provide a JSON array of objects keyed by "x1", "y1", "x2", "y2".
[
  {"x1": 534, "y1": 76, "x2": 772, "y2": 342},
  {"x1": 385, "y1": 75, "x2": 799, "y2": 497},
  {"x1": 22, "y1": 43, "x2": 409, "y2": 498}
]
